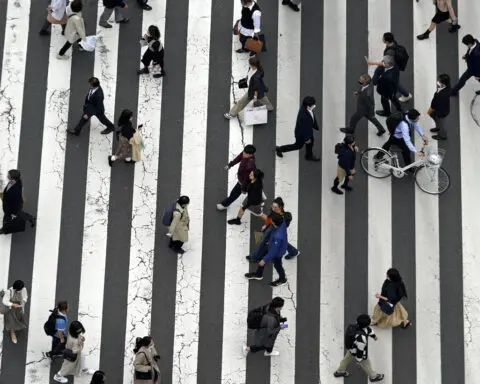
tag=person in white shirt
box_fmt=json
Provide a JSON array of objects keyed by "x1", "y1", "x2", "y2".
[
  {"x1": 0, "y1": 280, "x2": 28, "y2": 344},
  {"x1": 236, "y1": 0, "x2": 263, "y2": 56},
  {"x1": 39, "y1": 0, "x2": 68, "y2": 36}
]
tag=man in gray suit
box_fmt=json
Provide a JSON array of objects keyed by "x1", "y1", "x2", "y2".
[{"x1": 340, "y1": 74, "x2": 386, "y2": 136}]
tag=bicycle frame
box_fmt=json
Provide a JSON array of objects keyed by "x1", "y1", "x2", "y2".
[{"x1": 374, "y1": 146, "x2": 426, "y2": 177}]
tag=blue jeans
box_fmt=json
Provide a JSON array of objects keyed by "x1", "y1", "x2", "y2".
[{"x1": 250, "y1": 226, "x2": 298, "y2": 261}]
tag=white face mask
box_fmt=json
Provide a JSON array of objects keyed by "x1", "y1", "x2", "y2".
[
  {"x1": 437, "y1": 81, "x2": 444, "y2": 88},
  {"x1": 310, "y1": 105, "x2": 316, "y2": 110}
]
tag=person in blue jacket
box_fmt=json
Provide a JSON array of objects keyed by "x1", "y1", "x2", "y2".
[
  {"x1": 332, "y1": 134, "x2": 358, "y2": 195},
  {"x1": 452, "y1": 34, "x2": 480, "y2": 95},
  {"x1": 244, "y1": 212, "x2": 288, "y2": 287}
]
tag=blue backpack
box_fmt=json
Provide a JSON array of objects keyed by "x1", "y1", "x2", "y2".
[{"x1": 162, "y1": 202, "x2": 181, "y2": 226}]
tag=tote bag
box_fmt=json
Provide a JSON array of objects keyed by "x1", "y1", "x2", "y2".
[
  {"x1": 244, "y1": 104, "x2": 267, "y2": 126},
  {"x1": 80, "y1": 36, "x2": 97, "y2": 52}
]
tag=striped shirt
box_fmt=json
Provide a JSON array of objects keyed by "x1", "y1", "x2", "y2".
[{"x1": 348, "y1": 326, "x2": 376, "y2": 362}]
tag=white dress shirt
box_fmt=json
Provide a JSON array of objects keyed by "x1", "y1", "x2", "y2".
[
  {"x1": 239, "y1": 1, "x2": 262, "y2": 37},
  {"x1": 50, "y1": 0, "x2": 67, "y2": 21},
  {"x1": 393, "y1": 117, "x2": 424, "y2": 153}
]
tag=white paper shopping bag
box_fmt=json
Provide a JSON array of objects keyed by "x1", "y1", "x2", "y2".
[{"x1": 244, "y1": 104, "x2": 268, "y2": 126}]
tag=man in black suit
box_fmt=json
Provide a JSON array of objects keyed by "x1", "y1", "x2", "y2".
[
  {"x1": 428, "y1": 73, "x2": 451, "y2": 140},
  {"x1": 375, "y1": 56, "x2": 402, "y2": 117},
  {"x1": 452, "y1": 34, "x2": 480, "y2": 95},
  {"x1": 68, "y1": 77, "x2": 115, "y2": 136},
  {"x1": 275, "y1": 96, "x2": 320, "y2": 162},
  {"x1": 340, "y1": 74, "x2": 386, "y2": 136}
]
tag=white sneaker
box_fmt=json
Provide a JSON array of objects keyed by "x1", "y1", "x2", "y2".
[
  {"x1": 56, "y1": 54, "x2": 69, "y2": 60},
  {"x1": 264, "y1": 350, "x2": 280, "y2": 357},
  {"x1": 54, "y1": 373, "x2": 68, "y2": 383},
  {"x1": 216, "y1": 203, "x2": 227, "y2": 211},
  {"x1": 398, "y1": 93, "x2": 412, "y2": 102},
  {"x1": 224, "y1": 113, "x2": 233, "y2": 119},
  {"x1": 243, "y1": 345, "x2": 250, "y2": 357}
]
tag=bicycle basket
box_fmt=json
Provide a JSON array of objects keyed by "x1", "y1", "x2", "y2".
[{"x1": 424, "y1": 148, "x2": 445, "y2": 168}]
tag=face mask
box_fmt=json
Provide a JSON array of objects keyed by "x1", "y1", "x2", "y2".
[
  {"x1": 437, "y1": 81, "x2": 443, "y2": 88},
  {"x1": 310, "y1": 105, "x2": 316, "y2": 110},
  {"x1": 358, "y1": 81, "x2": 364, "y2": 85}
]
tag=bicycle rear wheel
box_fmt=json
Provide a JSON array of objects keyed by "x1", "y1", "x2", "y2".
[
  {"x1": 414, "y1": 166, "x2": 450, "y2": 195},
  {"x1": 361, "y1": 148, "x2": 394, "y2": 178}
]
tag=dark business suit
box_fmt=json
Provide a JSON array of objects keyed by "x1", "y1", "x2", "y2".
[
  {"x1": 376, "y1": 66, "x2": 402, "y2": 115},
  {"x1": 1, "y1": 181, "x2": 35, "y2": 231},
  {"x1": 452, "y1": 40, "x2": 480, "y2": 94},
  {"x1": 429, "y1": 86, "x2": 451, "y2": 138},
  {"x1": 348, "y1": 84, "x2": 385, "y2": 134},
  {"x1": 73, "y1": 87, "x2": 115, "y2": 135},
  {"x1": 277, "y1": 105, "x2": 319, "y2": 159}
]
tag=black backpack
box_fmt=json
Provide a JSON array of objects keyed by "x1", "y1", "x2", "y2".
[
  {"x1": 394, "y1": 44, "x2": 409, "y2": 71},
  {"x1": 386, "y1": 111, "x2": 406, "y2": 135},
  {"x1": 335, "y1": 143, "x2": 345, "y2": 154},
  {"x1": 344, "y1": 323, "x2": 359, "y2": 349},
  {"x1": 247, "y1": 305, "x2": 267, "y2": 329},
  {"x1": 283, "y1": 211, "x2": 293, "y2": 228},
  {"x1": 44, "y1": 309, "x2": 61, "y2": 336}
]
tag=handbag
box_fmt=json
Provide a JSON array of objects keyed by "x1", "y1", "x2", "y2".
[
  {"x1": 63, "y1": 349, "x2": 78, "y2": 362},
  {"x1": 0, "y1": 289, "x2": 11, "y2": 315},
  {"x1": 232, "y1": 20, "x2": 240, "y2": 35},
  {"x1": 79, "y1": 35, "x2": 97, "y2": 52},
  {"x1": 245, "y1": 37, "x2": 263, "y2": 53},
  {"x1": 244, "y1": 103, "x2": 268, "y2": 126},
  {"x1": 238, "y1": 78, "x2": 248, "y2": 89},
  {"x1": 378, "y1": 300, "x2": 394, "y2": 315},
  {"x1": 135, "y1": 370, "x2": 153, "y2": 380}
]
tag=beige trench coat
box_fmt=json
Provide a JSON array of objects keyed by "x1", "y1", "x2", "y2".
[
  {"x1": 168, "y1": 204, "x2": 189, "y2": 243},
  {"x1": 129, "y1": 130, "x2": 143, "y2": 162},
  {"x1": 58, "y1": 334, "x2": 84, "y2": 377},
  {"x1": 133, "y1": 345, "x2": 160, "y2": 384},
  {"x1": 64, "y1": 5, "x2": 86, "y2": 44}
]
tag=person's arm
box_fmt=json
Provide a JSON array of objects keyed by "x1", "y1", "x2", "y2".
[
  {"x1": 56, "y1": 318, "x2": 67, "y2": 343},
  {"x1": 168, "y1": 211, "x2": 181, "y2": 236},
  {"x1": 227, "y1": 153, "x2": 242, "y2": 168},
  {"x1": 252, "y1": 10, "x2": 261, "y2": 38},
  {"x1": 400, "y1": 122, "x2": 417, "y2": 153},
  {"x1": 76, "y1": 17, "x2": 87, "y2": 40},
  {"x1": 411, "y1": 120, "x2": 426, "y2": 138},
  {"x1": 262, "y1": 238, "x2": 280, "y2": 264}
]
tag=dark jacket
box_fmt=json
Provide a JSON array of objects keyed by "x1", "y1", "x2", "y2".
[
  {"x1": 379, "y1": 279, "x2": 407, "y2": 306},
  {"x1": 376, "y1": 66, "x2": 400, "y2": 97},
  {"x1": 466, "y1": 40, "x2": 480, "y2": 76},
  {"x1": 263, "y1": 221, "x2": 287, "y2": 263},
  {"x1": 430, "y1": 87, "x2": 451, "y2": 118},
  {"x1": 83, "y1": 87, "x2": 106, "y2": 117},
  {"x1": 243, "y1": 179, "x2": 263, "y2": 209},
  {"x1": 253, "y1": 305, "x2": 282, "y2": 349},
  {"x1": 2, "y1": 181, "x2": 23, "y2": 216},
  {"x1": 247, "y1": 70, "x2": 267, "y2": 101},
  {"x1": 294, "y1": 106, "x2": 319, "y2": 142},
  {"x1": 228, "y1": 153, "x2": 256, "y2": 192},
  {"x1": 103, "y1": 0, "x2": 126, "y2": 8},
  {"x1": 356, "y1": 84, "x2": 375, "y2": 116},
  {"x1": 337, "y1": 144, "x2": 356, "y2": 176},
  {"x1": 118, "y1": 121, "x2": 135, "y2": 140}
]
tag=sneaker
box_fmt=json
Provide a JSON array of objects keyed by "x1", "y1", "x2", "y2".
[
  {"x1": 333, "y1": 371, "x2": 350, "y2": 378},
  {"x1": 236, "y1": 48, "x2": 248, "y2": 53},
  {"x1": 275, "y1": 146, "x2": 284, "y2": 158},
  {"x1": 175, "y1": 248, "x2": 185, "y2": 255},
  {"x1": 141, "y1": 3, "x2": 152, "y2": 10},
  {"x1": 370, "y1": 373, "x2": 384, "y2": 382},
  {"x1": 116, "y1": 18, "x2": 130, "y2": 24},
  {"x1": 243, "y1": 345, "x2": 250, "y2": 357},
  {"x1": 264, "y1": 350, "x2": 280, "y2": 356},
  {"x1": 417, "y1": 32, "x2": 430, "y2": 40},
  {"x1": 245, "y1": 272, "x2": 263, "y2": 280},
  {"x1": 331, "y1": 186, "x2": 343, "y2": 195},
  {"x1": 227, "y1": 218, "x2": 241, "y2": 225},
  {"x1": 270, "y1": 278, "x2": 287, "y2": 287},
  {"x1": 56, "y1": 54, "x2": 69, "y2": 60},
  {"x1": 108, "y1": 155, "x2": 114, "y2": 167},
  {"x1": 216, "y1": 203, "x2": 227, "y2": 211},
  {"x1": 43, "y1": 351, "x2": 52, "y2": 360},
  {"x1": 285, "y1": 251, "x2": 300, "y2": 260},
  {"x1": 432, "y1": 135, "x2": 447, "y2": 141},
  {"x1": 449, "y1": 24, "x2": 461, "y2": 33},
  {"x1": 99, "y1": 22, "x2": 112, "y2": 28},
  {"x1": 224, "y1": 113, "x2": 233, "y2": 119},
  {"x1": 398, "y1": 93, "x2": 412, "y2": 103},
  {"x1": 54, "y1": 374, "x2": 68, "y2": 383},
  {"x1": 340, "y1": 127, "x2": 354, "y2": 134}
]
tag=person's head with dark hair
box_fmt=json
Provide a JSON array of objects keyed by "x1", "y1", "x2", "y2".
[
  {"x1": 148, "y1": 25, "x2": 161, "y2": 40},
  {"x1": 407, "y1": 109, "x2": 421, "y2": 122},
  {"x1": 118, "y1": 109, "x2": 133, "y2": 127},
  {"x1": 178, "y1": 195, "x2": 190, "y2": 207},
  {"x1": 7, "y1": 169, "x2": 21, "y2": 181},
  {"x1": 270, "y1": 212, "x2": 284, "y2": 227},
  {"x1": 271, "y1": 297, "x2": 285, "y2": 309},
  {"x1": 383, "y1": 32, "x2": 395, "y2": 45},
  {"x1": 462, "y1": 34, "x2": 475, "y2": 47},
  {"x1": 248, "y1": 56, "x2": 263, "y2": 73},
  {"x1": 272, "y1": 197, "x2": 285, "y2": 211},
  {"x1": 70, "y1": 0, "x2": 83, "y2": 13},
  {"x1": 133, "y1": 336, "x2": 153, "y2": 353},
  {"x1": 356, "y1": 314, "x2": 371, "y2": 328},
  {"x1": 88, "y1": 76, "x2": 100, "y2": 88},
  {"x1": 387, "y1": 268, "x2": 408, "y2": 298},
  {"x1": 251, "y1": 169, "x2": 264, "y2": 181},
  {"x1": 90, "y1": 370, "x2": 106, "y2": 384},
  {"x1": 344, "y1": 134, "x2": 355, "y2": 146},
  {"x1": 437, "y1": 73, "x2": 451, "y2": 88},
  {"x1": 69, "y1": 320, "x2": 86, "y2": 338},
  {"x1": 243, "y1": 144, "x2": 256, "y2": 156},
  {"x1": 12, "y1": 280, "x2": 25, "y2": 291},
  {"x1": 302, "y1": 96, "x2": 316, "y2": 108},
  {"x1": 57, "y1": 300, "x2": 69, "y2": 313}
]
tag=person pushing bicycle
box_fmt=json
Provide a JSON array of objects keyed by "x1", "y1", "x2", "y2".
[{"x1": 379, "y1": 109, "x2": 428, "y2": 170}]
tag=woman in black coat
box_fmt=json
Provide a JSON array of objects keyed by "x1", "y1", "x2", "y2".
[
  {"x1": 137, "y1": 25, "x2": 165, "y2": 78},
  {"x1": 228, "y1": 169, "x2": 265, "y2": 225}
]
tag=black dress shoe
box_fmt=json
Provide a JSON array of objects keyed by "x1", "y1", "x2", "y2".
[
  {"x1": 375, "y1": 110, "x2": 390, "y2": 117},
  {"x1": 39, "y1": 29, "x2": 50, "y2": 36},
  {"x1": 377, "y1": 129, "x2": 386, "y2": 136},
  {"x1": 288, "y1": 2, "x2": 300, "y2": 11},
  {"x1": 141, "y1": 3, "x2": 152, "y2": 10},
  {"x1": 275, "y1": 147, "x2": 283, "y2": 158},
  {"x1": 432, "y1": 135, "x2": 447, "y2": 141},
  {"x1": 282, "y1": 0, "x2": 289, "y2": 4},
  {"x1": 101, "y1": 127, "x2": 114, "y2": 134},
  {"x1": 430, "y1": 127, "x2": 440, "y2": 132},
  {"x1": 137, "y1": 67, "x2": 149, "y2": 75},
  {"x1": 340, "y1": 127, "x2": 354, "y2": 134},
  {"x1": 67, "y1": 129, "x2": 80, "y2": 136},
  {"x1": 116, "y1": 18, "x2": 130, "y2": 24},
  {"x1": 476, "y1": 90, "x2": 480, "y2": 95},
  {"x1": 305, "y1": 156, "x2": 320, "y2": 162},
  {"x1": 236, "y1": 48, "x2": 248, "y2": 53},
  {"x1": 417, "y1": 32, "x2": 430, "y2": 40}
]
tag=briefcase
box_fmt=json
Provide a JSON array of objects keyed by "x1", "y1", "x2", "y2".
[{"x1": 245, "y1": 37, "x2": 263, "y2": 53}]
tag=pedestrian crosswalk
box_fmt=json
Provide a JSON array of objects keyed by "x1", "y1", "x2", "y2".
[{"x1": 1, "y1": 0, "x2": 480, "y2": 383}]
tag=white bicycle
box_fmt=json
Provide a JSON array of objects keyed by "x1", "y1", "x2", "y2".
[{"x1": 360, "y1": 144, "x2": 451, "y2": 195}]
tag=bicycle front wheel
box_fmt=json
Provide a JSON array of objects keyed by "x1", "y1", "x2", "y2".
[
  {"x1": 414, "y1": 166, "x2": 451, "y2": 195},
  {"x1": 361, "y1": 148, "x2": 394, "y2": 178}
]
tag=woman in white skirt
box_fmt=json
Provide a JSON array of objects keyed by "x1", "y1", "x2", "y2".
[
  {"x1": 371, "y1": 268, "x2": 412, "y2": 329},
  {"x1": 0, "y1": 280, "x2": 28, "y2": 344},
  {"x1": 133, "y1": 336, "x2": 161, "y2": 384},
  {"x1": 54, "y1": 321, "x2": 86, "y2": 383},
  {"x1": 39, "y1": 0, "x2": 68, "y2": 36}
]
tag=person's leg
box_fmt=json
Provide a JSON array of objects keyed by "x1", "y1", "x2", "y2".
[
  {"x1": 250, "y1": 226, "x2": 273, "y2": 260},
  {"x1": 381, "y1": 136, "x2": 394, "y2": 152},
  {"x1": 366, "y1": 115, "x2": 386, "y2": 133},
  {"x1": 40, "y1": 19, "x2": 51, "y2": 34},
  {"x1": 286, "y1": 242, "x2": 299, "y2": 257},
  {"x1": 99, "y1": 6, "x2": 114, "y2": 25},
  {"x1": 96, "y1": 113, "x2": 115, "y2": 132},
  {"x1": 390, "y1": 95, "x2": 403, "y2": 113},
  {"x1": 357, "y1": 358, "x2": 379, "y2": 380},
  {"x1": 137, "y1": 0, "x2": 152, "y2": 10},
  {"x1": 397, "y1": 82, "x2": 410, "y2": 98},
  {"x1": 220, "y1": 182, "x2": 243, "y2": 207},
  {"x1": 335, "y1": 351, "x2": 353, "y2": 373},
  {"x1": 170, "y1": 239, "x2": 184, "y2": 252},
  {"x1": 348, "y1": 111, "x2": 364, "y2": 132},
  {"x1": 278, "y1": 138, "x2": 304, "y2": 154},
  {"x1": 249, "y1": 345, "x2": 266, "y2": 353},
  {"x1": 380, "y1": 95, "x2": 391, "y2": 115},
  {"x1": 16, "y1": 210, "x2": 35, "y2": 227},
  {"x1": 61, "y1": 23, "x2": 66, "y2": 35},
  {"x1": 259, "y1": 96, "x2": 274, "y2": 111},
  {"x1": 114, "y1": 6, "x2": 127, "y2": 22},
  {"x1": 436, "y1": 117, "x2": 447, "y2": 139},
  {"x1": 304, "y1": 140, "x2": 314, "y2": 159},
  {"x1": 239, "y1": 34, "x2": 248, "y2": 50},
  {"x1": 73, "y1": 115, "x2": 89, "y2": 134},
  {"x1": 272, "y1": 258, "x2": 286, "y2": 281},
  {"x1": 452, "y1": 69, "x2": 473, "y2": 94},
  {"x1": 229, "y1": 93, "x2": 250, "y2": 116},
  {"x1": 254, "y1": 264, "x2": 265, "y2": 277},
  {"x1": 397, "y1": 140, "x2": 412, "y2": 166},
  {"x1": 58, "y1": 41, "x2": 73, "y2": 56}
]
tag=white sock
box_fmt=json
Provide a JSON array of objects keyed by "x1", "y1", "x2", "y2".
[{"x1": 125, "y1": 157, "x2": 132, "y2": 161}]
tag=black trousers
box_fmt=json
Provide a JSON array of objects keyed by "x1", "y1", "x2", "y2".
[
  {"x1": 50, "y1": 337, "x2": 66, "y2": 356},
  {"x1": 220, "y1": 182, "x2": 243, "y2": 207},
  {"x1": 382, "y1": 136, "x2": 412, "y2": 166},
  {"x1": 74, "y1": 113, "x2": 115, "y2": 134},
  {"x1": 169, "y1": 239, "x2": 184, "y2": 251},
  {"x1": 141, "y1": 48, "x2": 164, "y2": 69},
  {"x1": 452, "y1": 68, "x2": 473, "y2": 94},
  {"x1": 59, "y1": 38, "x2": 81, "y2": 56},
  {"x1": 278, "y1": 137, "x2": 313, "y2": 158},
  {"x1": 380, "y1": 94, "x2": 402, "y2": 115},
  {"x1": 349, "y1": 111, "x2": 385, "y2": 133},
  {"x1": 250, "y1": 345, "x2": 273, "y2": 353},
  {"x1": 40, "y1": 19, "x2": 66, "y2": 34}
]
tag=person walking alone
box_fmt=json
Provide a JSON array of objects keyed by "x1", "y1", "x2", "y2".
[
  {"x1": 236, "y1": 0, "x2": 263, "y2": 56},
  {"x1": 373, "y1": 55, "x2": 402, "y2": 117},
  {"x1": 451, "y1": 34, "x2": 480, "y2": 96},
  {"x1": 108, "y1": 109, "x2": 136, "y2": 166},
  {"x1": 275, "y1": 96, "x2": 320, "y2": 161},
  {"x1": 39, "y1": 0, "x2": 67, "y2": 36},
  {"x1": 224, "y1": 56, "x2": 273, "y2": 120},
  {"x1": 371, "y1": 268, "x2": 411, "y2": 329},
  {"x1": 166, "y1": 196, "x2": 190, "y2": 255},
  {"x1": 244, "y1": 297, "x2": 287, "y2": 357},
  {"x1": 137, "y1": 25, "x2": 165, "y2": 78},
  {"x1": 133, "y1": 336, "x2": 160, "y2": 383},
  {"x1": 57, "y1": 0, "x2": 86, "y2": 60},
  {"x1": 340, "y1": 74, "x2": 386, "y2": 136},
  {"x1": 417, "y1": 0, "x2": 460, "y2": 40},
  {"x1": 54, "y1": 321, "x2": 87, "y2": 383},
  {"x1": 99, "y1": 0, "x2": 130, "y2": 29},
  {"x1": 332, "y1": 135, "x2": 358, "y2": 195},
  {"x1": 0, "y1": 280, "x2": 28, "y2": 344},
  {"x1": 217, "y1": 145, "x2": 256, "y2": 211},
  {"x1": 333, "y1": 314, "x2": 384, "y2": 382},
  {"x1": 428, "y1": 73, "x2": 451, "y2": 141},
  {"x1": 68, "y1": 77, "x2": 115, "y2": 136}
]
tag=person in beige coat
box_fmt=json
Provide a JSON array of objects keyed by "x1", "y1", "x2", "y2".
[
  {"x1": 133, "y1": 336, "x2": 160, "y2": 384},
  {"x1": 166, "y1": 195, "x2": 190, "y2": 255},
  {"x1": 57, "y1": 0, "x2": 86, "y2": 60},
  {"x1": 54, "y1": 321, "x2": 86, "y2": 383}
]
